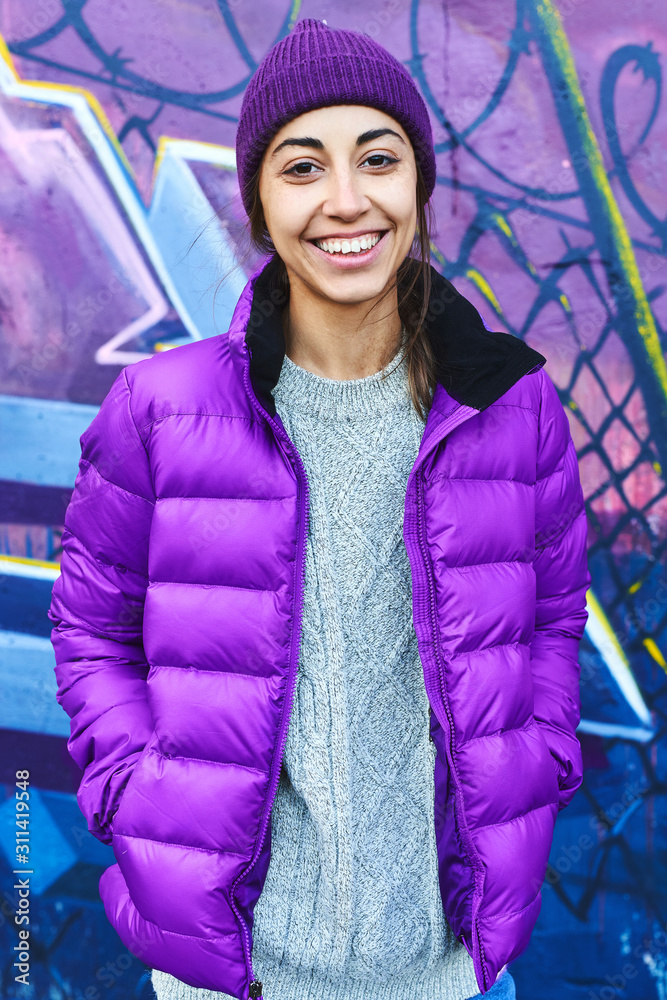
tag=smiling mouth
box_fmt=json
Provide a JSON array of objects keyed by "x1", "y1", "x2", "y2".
[{"x1": 308, "y1": 229, "x2": 389, "y2": 257}]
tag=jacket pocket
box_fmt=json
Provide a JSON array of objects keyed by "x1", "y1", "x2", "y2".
[
  {"x1": 109, "y1": 735, "x2": 156, "y2": 836},
  {"x1": 549, "y1": 748, "x2": 566, "y2": 784},
  {"x1": 532, "y1": 719, "x2": 562, "y2": 801}
]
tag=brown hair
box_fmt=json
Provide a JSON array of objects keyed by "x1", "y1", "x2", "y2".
[{"x1": 200, "y1": 155, "x2": 439, "y2": 421}]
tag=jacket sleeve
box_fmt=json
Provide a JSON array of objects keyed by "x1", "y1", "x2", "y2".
[
  {"x1": 48, "y1": 365, "x2": 155, "y2": 845},
  {"x1": 531, "y1": 367, "x2": 591, "y2": 812}
]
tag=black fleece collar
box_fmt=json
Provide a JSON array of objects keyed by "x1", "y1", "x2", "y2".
[{"x1": 245, "y1": 254, "x2": 546, "y2": 417}]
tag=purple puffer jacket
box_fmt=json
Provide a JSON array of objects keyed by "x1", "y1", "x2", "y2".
[{"x1": 49, "y1": 254, "x2": 591, "y2": 998}]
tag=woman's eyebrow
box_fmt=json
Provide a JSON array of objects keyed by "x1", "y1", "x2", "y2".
[{"x1": 270, "y1": 127, "x2": 406, "y2": 158}]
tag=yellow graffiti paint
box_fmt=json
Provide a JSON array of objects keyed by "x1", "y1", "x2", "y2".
[
  {"x1": 643, "y1": 637, "x2": 667, "y2": 673},
  {"x1": 532, "y1": 1, "x2": 667, "y2": 404},
  {"x1": 0, "y1": 553, "x2": 60, "y2": 571},
  {"x1": 151, "y1": 135, "x2": 235, "y2": 195},
  {"x1": 429, "y1": 242, "x2": 447, "y2": 268},
  {"x1": 584, "y1": 588, "x2": 653, "y2": 726},
  {"x1": 492, "y1": 212, "x2": 514, "y2": 241},
  {"x1": 465, "y1": 268, "x2": 503, "y2": 315},
  {"x1": 287, "y1": 0, "x2": 303, "y2": 32},
  {"x1": 490, "y1": 212, "x2": 538, "y2": 277}
]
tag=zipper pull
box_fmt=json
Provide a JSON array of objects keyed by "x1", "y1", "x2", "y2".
[
  {"x1": 428, "y1": 705, "x2": 434, "y2": 742},
  {"x1": 249, "y1": 980, "x2": 263, "y2": 999}
]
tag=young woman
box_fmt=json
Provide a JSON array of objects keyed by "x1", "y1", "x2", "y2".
[{"x1": 49, "y1": 18, "x2": 591, "y2": 1000}]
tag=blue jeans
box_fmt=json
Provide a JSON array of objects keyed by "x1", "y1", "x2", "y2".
[{"x1": 468, "y1": 968, "x2": 516, "y2": 999}]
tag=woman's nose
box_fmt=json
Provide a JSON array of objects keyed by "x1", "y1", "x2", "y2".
[{"x1": 321, "y1": 170, "x2": 371, "y2": 218}]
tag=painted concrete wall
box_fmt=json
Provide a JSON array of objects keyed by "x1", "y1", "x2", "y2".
[{"x1": 0, "y1": 2, "x2": 665, "y2": 997}]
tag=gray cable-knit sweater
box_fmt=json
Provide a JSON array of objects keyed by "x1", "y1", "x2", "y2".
[{"x1": 151, "y1": 337, "x2": 481, "y2": 1000}]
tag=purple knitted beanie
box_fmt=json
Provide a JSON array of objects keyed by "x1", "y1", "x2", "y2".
[{"x1": 235, "y1": 17, "x2": 436, "y2": 218}]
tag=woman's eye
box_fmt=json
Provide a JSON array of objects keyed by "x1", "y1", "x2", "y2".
[
  {"x1": 365, "y1": 154, "x2": 399, "y2": 168},
  {"x1": 284, "y1": 162, "x2": 319, "y2": 176},
  {"x1": 283, "y1": 154, "x2": 399, "y2": 177}
]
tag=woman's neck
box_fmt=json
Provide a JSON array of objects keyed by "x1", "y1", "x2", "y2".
[{"x1": 281, "y1": 283, "x2": 404, "y2": 381}]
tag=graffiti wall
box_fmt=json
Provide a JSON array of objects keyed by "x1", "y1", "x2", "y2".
[{"x1": 0, "y1": 0, "x2": 666, "y2": 997}]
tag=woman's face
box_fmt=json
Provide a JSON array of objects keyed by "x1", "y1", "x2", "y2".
[{"x1": 258, "y1": 104, "x2": 418, "y2": 308}]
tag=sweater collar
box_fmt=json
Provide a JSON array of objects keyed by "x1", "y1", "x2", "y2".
[
  {"x1": 272, "y1": 335, "x2": 413, "y2": 422},
  {"x1": 232, "y1": 253, "x2": 546, "y2": 419}
]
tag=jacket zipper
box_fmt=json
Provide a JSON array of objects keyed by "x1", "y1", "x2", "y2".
[
  {"x1": 229, "y1": 344, "x2": 310, "y2": 1000},
  {"x1": 406, "y1": 403, "x2": 491, "y2": 993}
]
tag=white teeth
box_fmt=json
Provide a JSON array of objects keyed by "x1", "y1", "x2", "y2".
[{"x1": 314, "y1": 232, "x2": 383, "y2": 255}]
